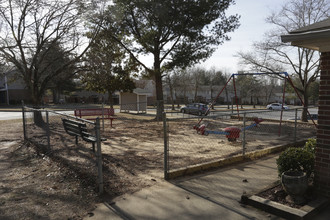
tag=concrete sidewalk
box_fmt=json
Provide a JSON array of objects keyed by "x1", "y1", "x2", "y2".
[{"x1": 84, "y1": 154, "x2": 330, "y2": 220}]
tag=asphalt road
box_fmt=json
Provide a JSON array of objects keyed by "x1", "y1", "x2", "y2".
[
  {"x1": 0, "y1": 106, "x2": 318, "y2": 121},
  {"x1": 0, "y1": 111, "x2": 74, "y2": 121},
  {"x1": 0, "y1": 111, "x2": 24, "y2": 120},
  {"x1": 167, "y1": 107, "x2": 318, "y2": 122},
  {"x1": 214, "y1": 108, "x2": 319, "y2": 121}
]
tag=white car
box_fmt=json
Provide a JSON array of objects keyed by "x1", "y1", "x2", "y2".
[{"x1": 266, "y1": 103, "x2": 289, "y2": 110}]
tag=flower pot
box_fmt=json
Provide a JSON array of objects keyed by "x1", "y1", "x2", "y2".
[{"x1": 281, "y1": 171, "x2": 308, "y2": 205}]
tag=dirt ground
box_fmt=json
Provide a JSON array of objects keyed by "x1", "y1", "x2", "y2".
[
  {"x1": 257, "y1": 182, "x2": 315, "y2": 209},
  {"x1": 162, "y1": 117, "x2": 316, "y2": 170},
  {"x1": 0, "y1": 120, "x2": 101, "y2": 219},
  {"x1": 0, "y1": 114, "x2": 316, "y2": 219},
  {"x1": 0, "y1": 117, "x2": 163, "y2": 219}
]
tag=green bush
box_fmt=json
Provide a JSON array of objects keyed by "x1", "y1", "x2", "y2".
[
  {"x1": 304, "y1": 138, "x2": 316, "y2": 154},
  {"x1": 276, "y1": 139, "x2": 316, "y2": 178}
]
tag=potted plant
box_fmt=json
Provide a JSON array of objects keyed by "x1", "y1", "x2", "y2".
[{"x1": 276, "y1": 139, "x2": 315, "y2": 204}]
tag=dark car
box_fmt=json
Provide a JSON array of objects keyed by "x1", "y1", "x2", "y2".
[
  {"x1": 288, "y1": 114, "x2": 318, "y2": 121},
  {"x1": 180, "y1": 103, "x2": 209, "y2": 116},
  {"x1": 307, "y1": 114, "x2": 318, "y2": 120}
]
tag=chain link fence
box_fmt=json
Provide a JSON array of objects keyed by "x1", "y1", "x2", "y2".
[
  {"x1": 21, "y1": 102, "x2": 164, "y2": 196},
  {"x1": 164, "y1": 107, "x2": 317, "y2": 176},
  {"x1": 21, "y1": 102, "x2": 317, "y2": 184},
  {"x1": 22, "y1": 106, "x2": 104, "y2": 193}
]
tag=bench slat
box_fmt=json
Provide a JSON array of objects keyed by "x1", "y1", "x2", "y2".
[
  {"x1": 65, "y1": 124, "x2": 83, "y2": 132},
  {"x1": 62, "y1": 118, "x2": 106, "y2": 152},
  {"x1": 63, "y1": 120, "x2": 86, "y2": 136}
]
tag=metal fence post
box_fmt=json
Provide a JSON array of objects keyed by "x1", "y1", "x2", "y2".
[
  {"x1": 163, "y1": 112, "x2": 169, "y2": 180},
  {"x1": 45, "y1": 110, "x2": 51, "y2": 153},
  {"x1": 95, "y1": 118, "x2": 104, "y2": 194},
  {"x1": 242, "y1": 112, "x2": 246, "y2": 156},
  {"x1": 101, "y1": 102, "x2": 105, "y2": 131},
  {"x1": 21, "y1": 100, "x2": 27, "y2": 141},
  {"x1": 294, "y1": 108, "x2": 298, "y2": 144}
]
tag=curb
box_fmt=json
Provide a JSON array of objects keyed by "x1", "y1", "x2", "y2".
[
  {"x1": 167, "y1": 140, "x2": 307, "y2": 179},
  {"x1": 241, "y1": 185, "x2": 329, "y2": 220}
]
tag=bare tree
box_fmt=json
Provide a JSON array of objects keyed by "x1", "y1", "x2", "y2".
[
  {"x1": 0, "y1": 0, "x2": 99, "y2": 109},
  {"x1": 174, "y1": 69, "x2": 191, "y2": 105},
  {"x1": 237, "y1": 0, "x2": 329, "y2": 121},
  {"x1": 189, "y1": 67, "x2": 206, "y2": 102},
  {"x1": 235, "y1": 74, "x2": 263, "y2": 107},
  {"x1": 262, "y1": 76, "x2": 278, "y2": 105},
  {"x1": 171, "y1": 69, "x2": 188, "y2": 108},
  {"x1": 208, "y1": 68, "x2": 228, "y2": 105}
]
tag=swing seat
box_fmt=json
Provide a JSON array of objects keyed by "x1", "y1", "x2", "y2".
[{"x1": 224, "y1": 126, "x2": 241, "y2": 141}]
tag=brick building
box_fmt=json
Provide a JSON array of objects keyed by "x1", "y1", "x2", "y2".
[
  {"x1": 0, "y1": 70, "x2": 32, "y2": 105},
  {"x1": 282, "y1": 18, "x2": 330, "y2": 197}
]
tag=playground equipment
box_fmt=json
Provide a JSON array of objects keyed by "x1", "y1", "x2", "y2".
[
  {"x1": 194, "y1": 118, "x2": 263, "y2": 141},
  {"x1": 193, "y1": 72, "x2": 317, "y2": 137}
]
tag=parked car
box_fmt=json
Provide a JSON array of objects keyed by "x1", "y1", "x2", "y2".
[
  {"x1": 180, "y1": 103, "x2": 209, "y2": 116},
  {"x1": 288, "y1": 114, "x2": 318, "y2": 121},
  {"x1": 308, "y1": 114, "x2": 318, "y2": 120},
  {"x1": 266, "y1": 103, "x2": 289, "y2": 110}
]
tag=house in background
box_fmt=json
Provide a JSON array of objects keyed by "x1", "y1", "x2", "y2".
[
  {"x1": 0, "y1": 70, "x2": 310, "y2": 107},
  {"x1": 0, "y1": 73, "x2": 157, "y2": 105},
  {"x1": 162, "y1": 80, "x2": 304, "y2": 106},
  {"x1": 0, "y1": 74, "x2": 9, "y2": 105},
  {"x1": 163, "y1": 83, "x2": 241, "y2": 105},
  {"x1": 66, "y1": 90, "x2": 112, "y2": 104},
  {"x1": 0, "y1": 71, "x2": 31, "y2": 105},
  {"x1": 281, "y1": 16, "x2": 330, "y2": 199}
]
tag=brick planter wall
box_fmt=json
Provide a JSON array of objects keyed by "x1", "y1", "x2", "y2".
[{"x1": 315, "y1": 51, "x2": 330, "y2": 197}]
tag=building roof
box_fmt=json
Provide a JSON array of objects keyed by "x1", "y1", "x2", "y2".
[
  {"x1": 289, "y1": 18, "x2": 330, "y2": 33},
  {"x1": 133, "y1": 88, "x2": 151, "y2": 95},
  {"x1": 281, "y1": 18, "x2": 330, "y2": 52}
]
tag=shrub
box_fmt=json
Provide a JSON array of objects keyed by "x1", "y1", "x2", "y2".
[
  {"x1": 304, "y1": 138, "x2": 316, "y2": 154},
  {"x1": 276, "y1": 143, "x2": 315, "y2": 178}
]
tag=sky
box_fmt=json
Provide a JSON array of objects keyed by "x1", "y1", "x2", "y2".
[{"x1": 199, "y1": 0, "x2": 288, "y2": 73}]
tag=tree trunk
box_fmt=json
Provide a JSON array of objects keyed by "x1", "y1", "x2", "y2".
[
  {"x1": 52, "y1": 89, "x2": 57, "y2": 104},
  {"x1": 225, "y1": 88, "x2": 230, "y2": 109},
  {"x1": 267, "y1": 85, "x2": 274, "y2": 104},
  {"x1": 56, "y1": 87, "x2": 61, "y2": 103},
  {"x1": 175, "y1": 93, "x2": 180, "y2": 108},
  {"x1": 194, "y1": 83, "x2": 198, "y2": 102},
  {"x1": 167, "y1": 77, "x2": 175, "y2": 110},
  {"x1": 210, "y1": 84, "x2": 215, "y2": 109},
  {"x1": 107, "y1": 91, "x2": 114, "y2": 108},
  {"x1": 154, "y1": 51, "x2": 164, "y2": 121},
  {"x1": 32, "y1": 90, "x2": 46, "y2": 127},
  {"x1": 33, "y1": 109, "x2": 45, "y2": 126},
  {"x1": 301, "y1": 91, "x2": 309, "y2": 122},
  {"x1": 210, "y1": 84, "x2": 213, "y2": 102},
  {"x1": 183, "y1": 89, "x2": 187, "y2": 105}
]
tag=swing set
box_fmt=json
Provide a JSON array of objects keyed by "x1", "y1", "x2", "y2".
[{"x1": 193, "y1": 72, "x2": 317, "y2": 141}]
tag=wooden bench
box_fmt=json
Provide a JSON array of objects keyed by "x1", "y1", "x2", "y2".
[
  {"x1": 62, "y1": 118, "x2": 106, "y2": 152},
  {"x1": 74, "y1": 108, "x2": 116, "y2": 127}
]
